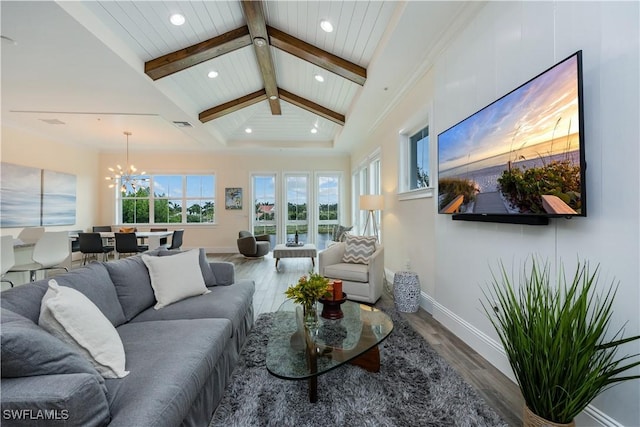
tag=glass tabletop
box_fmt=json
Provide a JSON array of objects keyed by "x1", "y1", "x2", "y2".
[{"x1": 265, "y1": 299, "x2": 394, "y2": 380}]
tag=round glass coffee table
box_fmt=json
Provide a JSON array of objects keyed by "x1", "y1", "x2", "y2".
[{"x1": 266, "y1": 299, "x2": 394, "y2": 402}]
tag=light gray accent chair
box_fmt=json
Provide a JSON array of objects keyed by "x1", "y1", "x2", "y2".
[
  {"x1": 237, "y1": 230, "x2": 270, "y2": 258},
  {"x1": 318, "y1": 242, "x2": 384, "y2": 304}
]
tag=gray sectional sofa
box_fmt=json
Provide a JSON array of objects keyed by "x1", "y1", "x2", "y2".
[{"x1": 0, "y1": 248, "x2": 254, "y2": 427}]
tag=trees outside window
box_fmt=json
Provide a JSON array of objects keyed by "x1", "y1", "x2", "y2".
[{"x1": 119, "y1": 174, "x2": 214, "y2": 224}]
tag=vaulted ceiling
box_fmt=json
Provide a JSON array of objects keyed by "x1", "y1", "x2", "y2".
[{"x1": 1, "y1": 1, "x2": 476, "y2": 154}]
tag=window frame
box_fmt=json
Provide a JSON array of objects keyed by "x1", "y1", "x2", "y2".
[
  {"x1": 316, "y1": 171, "x2": 343, "y2": 250},
  {"x1": 116, "y1": 173, "x2": 216, "y2": 225},
  {"x1": 398, "y1": 109, "x2": 434, "y2": 201}
]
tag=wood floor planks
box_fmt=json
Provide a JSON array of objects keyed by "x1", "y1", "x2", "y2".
[{"x1": 207, "y1": 251, "x2": 523, "y2": 426}]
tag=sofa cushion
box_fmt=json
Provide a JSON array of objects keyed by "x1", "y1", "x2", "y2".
[
  {"x1": 323, "y1": 262, "x2": 370, "y2": 283},
  {"x1": 104, "y1": 255, "x2": 156, "y2": 321},
  {"x1": 130, "y1": 279, "x2": 255, "y2": 337},
  {"x1": 342, "y1": 235, "x2": 377, "y2": 264},
  {"x1": 1, "y1": 374, "x2": 111, "y2": 427},
  {"x1": 105, "y1": 319, "x2": 232, "y2": 427},
  {"x1": 39, "y1": 280, "x2": 129, "y2": 379},
  {"x1": 141, "y1": 249, "x2": 210, "y2": 309},
  {"x1": 0, "y1": 262, "x2": 126, "y2": 327},
  {"x1": 0, "y1": 308, "x2": 103, "y2": 382},
  {"x1": 156, "y1": 248, "x2": 217, "y2": 286}
]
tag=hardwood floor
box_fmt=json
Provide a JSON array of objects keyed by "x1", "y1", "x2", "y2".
[{"x1": 207, "y1": 251, "x2": 524, "y2": 426}]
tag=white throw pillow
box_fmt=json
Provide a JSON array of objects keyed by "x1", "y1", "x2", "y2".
[
  {"x1": 39, "y1": 279, "x2": 129, "y2": 379},
  {"x1": 142, "y1": 248, "x2": 210, "y2": 310}
]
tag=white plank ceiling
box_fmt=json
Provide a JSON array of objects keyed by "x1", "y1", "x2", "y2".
[{"x1": 1, "y1": 1, "x2": 476, "y2": 153}]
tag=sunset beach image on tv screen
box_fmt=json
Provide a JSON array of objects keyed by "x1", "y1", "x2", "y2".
[{"x1": 437, "y1": 52, "x2": 584, "y2": 217}]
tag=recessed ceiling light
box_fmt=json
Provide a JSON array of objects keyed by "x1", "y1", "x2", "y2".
[
  {"x1": 207, "y1": 70, "x2": 219, "y2": 79},
  {"x1": 253, "y1": 37, "x2": 267, "y2": 47},
  {"x1": 269, "y1": 95, "x2": 278, "y2": 100},
  {"x1": 320, "y1": 20, "x2": 334, "y2": 33},
  {"x1": 311, "y1": 128, "x2": 318, "y2": 134},
  {"x1": 170, "y1": 13, "x2": 185, "y2": 26},
  {"x1": 314, "y1": 74, "x2": 325, "y2": 83},
  {"x1": 245, "y1": 128, "x2": 252, "y2": 134}
]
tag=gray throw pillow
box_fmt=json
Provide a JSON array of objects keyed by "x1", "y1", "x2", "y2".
[
  {"x1": 342, "y1": 235, "x2": 377, "y2": 264},
  {"x1": 0, "y1": 308, "x2": 104, "y2": 383},
  {"x1": 157, "y1": 248, "x2": 217, "y2": 286},
  {"x1": 104, "y1": 256, "x2": 156, "y2": 321},
  {"x1": 332, "y1": 224, "x2": 353, "y2": 242}
]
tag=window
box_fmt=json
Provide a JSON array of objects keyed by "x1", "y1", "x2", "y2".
[
  {"x1": 121, "y1": 179, "x2": 150, "y2": 224},
  {"x1": 119, "y1": 174, "x2": 215, "y2": 224},
  {"x1": 185, "y1": 176, "x2": 215, "y2": 223},
  {"x1": 317, "y1": 173, "x2": 341, "y2": 250},
  {"x1": 285, "y1": 174, "x2": 308, "y2": 242},
  {"x1": 409, "y1": 125, "x2": 429, "y2": 190},
  {"x1": 352, "y1": 149, "x2": 381, "y2": 237},
  {"x1": 399, "y1": 122, "x2": 433, "y2": 199},
  {"x1": 252, "y1": 174, "x2": 277, "y2": 248}
]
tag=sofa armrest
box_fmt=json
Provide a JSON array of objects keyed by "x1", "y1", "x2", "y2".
[
  {"x1": 318, "y1": 242, "x2": 346, "y2": 274},
  {"x1": 208, "y1": 261, "x2": 235, "y2": 286},
  {"x1": 1, "y1": 374, "x2": 110, "y2": 427},
  {"x1": 254, "y1": 234, "x2": 270, "y2": 242}
]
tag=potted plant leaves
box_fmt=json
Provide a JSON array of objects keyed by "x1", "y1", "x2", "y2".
[{"x1": 482, "y1": 257, "x2": 640, "y2": 426}]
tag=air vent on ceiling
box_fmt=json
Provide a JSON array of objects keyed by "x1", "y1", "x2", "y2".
[
  {"x1": 40, "y1": 119, "x2": 65, "y2": 125},
  {"x1": 173, "y1": 121, "x2": 192, "y2": 128}
]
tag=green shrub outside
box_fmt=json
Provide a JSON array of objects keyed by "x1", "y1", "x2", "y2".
[
  {"x1": 438, "y1": 178, "x2": 477, "y2": 211},
  {"x1": 497, "y1": 160, "x2": 581, "y2": 213}
]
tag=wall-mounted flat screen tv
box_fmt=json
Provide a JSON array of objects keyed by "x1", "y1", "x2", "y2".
[{"x1": 437, "y1": 51, "x2": 586, "y2": 225}]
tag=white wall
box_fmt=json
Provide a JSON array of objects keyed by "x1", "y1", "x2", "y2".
[
  {"x1": 354, "y1": 1, "x2": 639, "y2": 425},
  {"x1": 1, "y1": 126, "x2": 101, "y2": 236}
]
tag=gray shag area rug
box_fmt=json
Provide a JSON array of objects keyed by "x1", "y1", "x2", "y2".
[{"x1": 210, "y1": 303, "x2": 508, "y2": 427}]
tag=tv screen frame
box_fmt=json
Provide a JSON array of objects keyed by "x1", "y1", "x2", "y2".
[{"x1": 437, "y1": 51, "x2": 586, "y2": 225}]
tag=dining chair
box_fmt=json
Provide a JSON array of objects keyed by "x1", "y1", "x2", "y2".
[
  {"x1": 150, "y1": 228, "x2": 169, "y2": 246},
  {"x1": 114, "y1": 233, "x2": 148, "y2": 257},
  {"x1": 1, "y1": 235, "x2": 16, "y2": 288},
  {"x1": 79, "y1": 232, "x2": 114, "y2": 264},
  {"x1": 93, "y1": 225, "x2": 114, "y2": 247},
  {"x1": 167, "y1": 229, "x2": 184, "y2": 250},
  {"x1": 69, "y1": 230, "x2": 82, "y2": 254},
  {"x1": 17, "y1": 226, "x2": 45, "y2": 244},
  {"x1": 9, "y1": 231, "x2": 70, "y2": 282}
]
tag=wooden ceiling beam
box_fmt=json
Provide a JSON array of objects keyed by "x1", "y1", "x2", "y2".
[
  {"x1": 279, "y1": 88, "x2": 345, "y2": 126},
  {"x1": 199, "y1": 89, "x2": 267, "y2": 123},
  {"x1": 144, "y1": 26, "x2": 252, "y2": 80},
  {"x1": 240, "y1": 1, "x2": 281, "y2": 115},
  {"x1": 267, "y1": 26, "x2": 367, "y2": 86}
]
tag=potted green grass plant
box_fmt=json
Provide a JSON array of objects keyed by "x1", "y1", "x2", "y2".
[{"x1": 482, "y1": 257, "x2": 640, "y2": 426}]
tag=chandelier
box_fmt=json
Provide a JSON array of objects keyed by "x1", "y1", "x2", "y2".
[{"x1": 105, "y1": 131, "x2": 148, "y2": 193}]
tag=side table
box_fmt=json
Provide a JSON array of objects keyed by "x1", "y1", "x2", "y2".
[{"x1": 393, "y1": 271, "x2": 420, "y2": 313}]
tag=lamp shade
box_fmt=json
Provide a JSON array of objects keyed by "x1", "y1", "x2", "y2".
[{"x1": 360, "y1": 194, "x2": 384, "y2": 211}]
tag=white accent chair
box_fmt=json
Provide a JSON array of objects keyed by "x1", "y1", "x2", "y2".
[
  {"x1": 318, "y1": 242, "x2": 384, "y2": 304},
  {"x1": 9, "y1": 231, "x2": 70, "y2": 282},
  {"x1": 17, "y1": 226, "x2": 44, "y2": 244},
  {"x1": 1, "y1": 235, "x2": 16, "y2": 287}
]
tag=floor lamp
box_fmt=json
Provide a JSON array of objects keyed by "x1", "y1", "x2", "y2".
[{"x1": 360, "y1": 195, "x2": 384, "y2": 241}]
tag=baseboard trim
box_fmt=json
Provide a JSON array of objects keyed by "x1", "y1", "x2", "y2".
[
  {"x1": 419, "y1": 291, "x2": 514, "y2": 382},
  {"x1": 419, "y1": 291, "x2": 624, "y2": 427}
]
